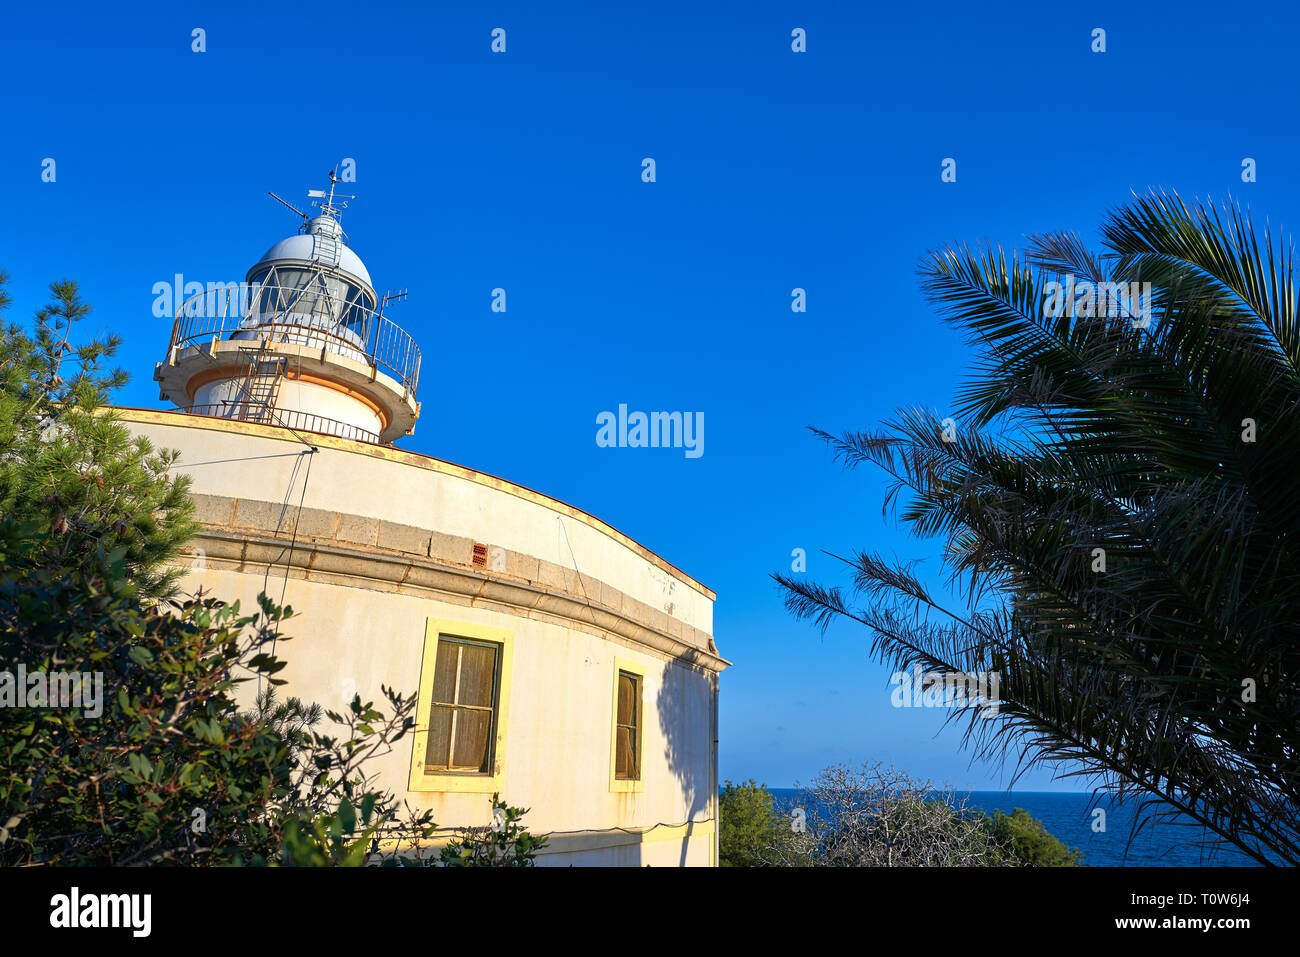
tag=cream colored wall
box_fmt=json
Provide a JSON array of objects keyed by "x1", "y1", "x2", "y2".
[
  {"x1": 537, "y1": 829, "x2": 713, "y2": 867},
  {"x1": 127, "y1": 417, "x2": 713, "y2": 635},
  {"x1": 192, "y1": 378, "x2": 384, "y2": 438},
  {"x1": 186, "y1": 556, "x2": 714, "y2": 860},
  {"x1": 122, "y1": 412, "x2": 720, "y2": 864}
]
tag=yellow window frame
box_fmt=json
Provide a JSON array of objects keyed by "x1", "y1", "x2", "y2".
[
  {"x1": 408, "y1": 618, "x2": 513, "y2": 793},
  {"x1": 609, "y1": 657, "x2": 646, "y2": 793}
]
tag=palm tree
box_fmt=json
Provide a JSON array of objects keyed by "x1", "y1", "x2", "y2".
[{"x1": 776, "y1": 192, "x2": 1300, "y2": 865}]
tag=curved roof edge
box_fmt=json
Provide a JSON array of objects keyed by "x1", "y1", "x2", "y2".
[
  {"x1": 108, "y1": 406, "x2": 717, "y2": 602},
  {"x1": 246, "y1": 233, "x2": 375, "y2": 292}
]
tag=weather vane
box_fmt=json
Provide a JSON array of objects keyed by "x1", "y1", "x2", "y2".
[
  {"x1": 307, "y1": 169, "x2": 355, "y2": 219},
  {"x1": 266, "y1": 170, "x2": 356, "y2": 227}
]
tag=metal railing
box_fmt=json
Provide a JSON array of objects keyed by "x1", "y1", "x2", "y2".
[
  {"x1": 165, "y1": 283, "x2": 421, "y2": 399},
  {"x1": 181, "y1": 402, "x2": 382, "y2": 444}
]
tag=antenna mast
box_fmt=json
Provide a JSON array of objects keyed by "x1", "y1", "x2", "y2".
[
  {"x1": 380, "y1": 288, "x2": 408, "y2": 317},
  {"x1": 267, "y1": 191, "x2": 307, "y2": 222}
]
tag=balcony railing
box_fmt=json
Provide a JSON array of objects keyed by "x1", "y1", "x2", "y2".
[
  {"x1": 180, "y1": 403, "x2": 381, "y2": 444},
  {"x1": 165, "y1": 283, "x2": 421, "y2": 399}
]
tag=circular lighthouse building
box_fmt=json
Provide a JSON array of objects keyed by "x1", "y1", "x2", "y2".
[{"x1": 126, "y1": 181, "x2": 727, "y2": 865}]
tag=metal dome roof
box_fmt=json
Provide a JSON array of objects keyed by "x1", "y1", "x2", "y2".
[{"x1": 244, "y1": 215, "x2": 374, "y2": 293}]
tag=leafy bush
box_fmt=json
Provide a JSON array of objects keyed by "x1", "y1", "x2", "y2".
[
  {"x1": 719, "y1": 779, "x2": 789, "y2": 867},
  {"x1": 0, "y1": 272, "x2": 549, "y2": 866},
  {"x1": 0, "y1": 274, "x2": 196, "y2": 599},
  {"x1": 0, "y1": 549, "x2": 438, "y2": 865},
  {"x1": 438, "y1": 794, "x2": 548, "y2": 867},
  {"x1": 980, "y1": 808, "x2": 1081, "y2": 866}
]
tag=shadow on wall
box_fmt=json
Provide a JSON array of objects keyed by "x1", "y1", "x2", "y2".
[{"x1": 656, "y1": 660, "x2": 712, "y2": 867}]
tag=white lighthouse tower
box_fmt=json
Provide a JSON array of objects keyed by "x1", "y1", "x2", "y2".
[
  {"x1": 155, "y1": 173, "x2": 421, "y2": 444},
  {"x1": 124, "y1": 175, "x2": 726, "y2": 868}
]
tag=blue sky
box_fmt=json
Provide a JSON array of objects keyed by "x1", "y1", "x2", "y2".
[{"x1": 3, "y1": 0, "x2": 1297, "y2": 791}]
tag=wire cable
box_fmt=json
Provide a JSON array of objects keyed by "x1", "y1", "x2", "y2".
[{"x1": 255, "y1": 444, "x2": 317, "y2": 696}]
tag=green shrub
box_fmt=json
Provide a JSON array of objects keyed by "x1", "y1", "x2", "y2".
[
  {"x1": 438, "y1": 794, "x2": 548, "y2": 867},
  {"x1": 720, "y1": 779, "x2": 791, "y2": 866},
  {"x1": 980, "y1": 808, "x2": 1082, "y2": 866}
]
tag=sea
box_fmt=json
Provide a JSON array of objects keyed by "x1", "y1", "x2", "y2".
[{"x1": 765, "y1": 788, "x2": 1273, "y2": 866}]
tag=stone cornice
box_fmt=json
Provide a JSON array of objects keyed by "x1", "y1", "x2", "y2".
[
  {"x1": 183, "y1": 494, "x2": 729, "y2": 674},
  {"x1": 113, "y1": 405, "x2": 716, "y2": 602}
]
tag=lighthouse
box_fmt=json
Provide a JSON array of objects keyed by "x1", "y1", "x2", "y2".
[
  {"x1": 123, "y1": 175, "x2": 725, "y2": 865},
  {"x1": 155, "y1": 174, "x2": 421, "y2": 444}
]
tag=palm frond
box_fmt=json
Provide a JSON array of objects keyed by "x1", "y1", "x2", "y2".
[{"x1": 781, "y1": 194, "x2": 1300, "y2": 865}]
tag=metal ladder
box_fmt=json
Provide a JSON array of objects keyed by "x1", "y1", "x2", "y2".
[
  {"x1": 313, "y1": 230, "x2": 340, "y2": 266},
  {"x1": 232, "y1": 343, "x2": 287, "y2": 424}
]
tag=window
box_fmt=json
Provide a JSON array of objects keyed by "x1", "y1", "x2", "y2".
[
  {"x1": 410, "y1": 619, "x2": 513, "y2": 793},
  {"x1": 614, "y1": 671, "x2": 641, "y2": 780},
  {"x1": 610, "y1": 658, "x2": 646, "y2": 792},
  {"x1": 425, "y1": 637, "x2": 500, "y2": 773},
  {"x1": 248, "y1": 265, "x2": 375, "y2": 340}
]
